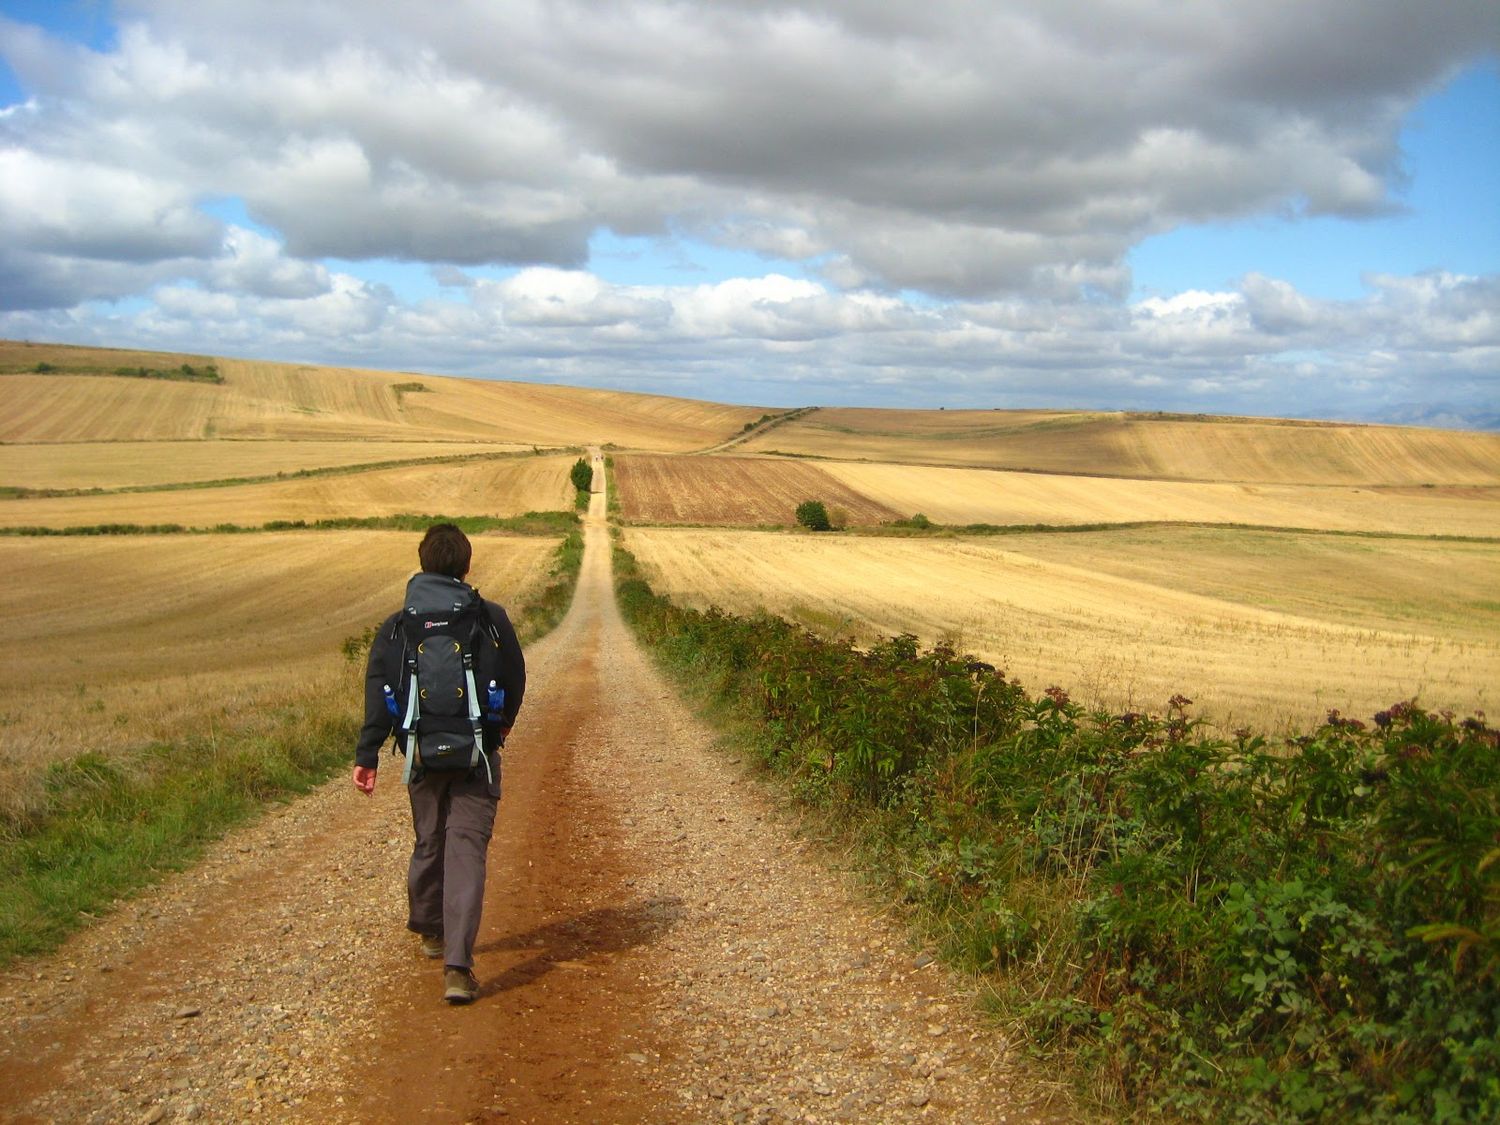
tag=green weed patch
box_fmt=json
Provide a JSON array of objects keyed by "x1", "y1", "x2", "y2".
[{"x1": 615, "y1": 543, "x2": 1499, "y2": 1122}]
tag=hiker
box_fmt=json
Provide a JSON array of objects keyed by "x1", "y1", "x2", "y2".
[{"x1": 352, "y1": 523, "x2": 526, "y2": 1004}]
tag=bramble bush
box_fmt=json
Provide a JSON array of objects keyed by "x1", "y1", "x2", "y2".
[{"x1": 615, "y1": 545, "x2": 1499, "y2": 1122}]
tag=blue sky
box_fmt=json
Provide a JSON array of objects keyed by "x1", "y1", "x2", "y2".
[
  {"x1": 1, "y1": 1, "x2": 1496, "y2": 423},
  {"x1": 1129, "y1": 64, "x2": 1500, "y2": 301}
]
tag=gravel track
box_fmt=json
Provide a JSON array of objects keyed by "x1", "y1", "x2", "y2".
[{"x1": 0, "y1": 463, "x2": 1071, "y2": 1124}]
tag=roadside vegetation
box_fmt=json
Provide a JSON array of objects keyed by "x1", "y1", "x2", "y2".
[{"x1": 614, "y1": 541, "x2": 1499, "y2": 1122}]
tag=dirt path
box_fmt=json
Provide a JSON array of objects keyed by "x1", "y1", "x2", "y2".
[{"x1": 0, "y1": 455, "x2": 1067, "y2": 1124}]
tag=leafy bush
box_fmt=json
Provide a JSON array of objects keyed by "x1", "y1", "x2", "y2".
[
  {"x1": 795, "y1": 499, "x2": 831, "y2": 531},
  {"x1": 615, "y1": 548, "x2": 1500, "y2": 1122},
  {"x1": 571, "y1": 457, "x2": 594, "y2": 494}
]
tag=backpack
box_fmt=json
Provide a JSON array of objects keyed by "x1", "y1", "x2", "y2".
[{"x1": 386, "y1": 572, "x2": 505, "y2": 785}]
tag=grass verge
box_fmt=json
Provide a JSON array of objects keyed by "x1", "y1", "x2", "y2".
[
  {"x1": 0, "y1": 699, "x2": 354, "y2": 966},
  {"x1": 513, "y1": 527, "x2": 585, "y2": 643}
]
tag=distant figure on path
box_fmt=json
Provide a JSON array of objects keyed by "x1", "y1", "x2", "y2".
[{"x1": 353, "y1": 523, "x2": 526, "y2": 1004}]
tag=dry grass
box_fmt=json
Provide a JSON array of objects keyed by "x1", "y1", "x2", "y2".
[
  {"x1": 1, "y1": 343, "x2": 768, "y2": 450},
  {"x1": 0, "y1": 531, "x2": 555, "y2": 825},
  {"x1": 0, "y1": 454, "x2": 576, "y2": 528},
  {"x1": 0, "y1": 440, "x2": 523, "y2": 491},
  {"x1": 821, "y1": 461, "x2": 1500, "y2": 536},
  {"x1": 613, "y1": 453, "x2": 902, "y2": 526},
  {"x1": 741, "y1": 408, "x2": 1500, "y2": 486},
  {"x1": 623, "y1": 527, "x2": 1499, "y2": 734}
]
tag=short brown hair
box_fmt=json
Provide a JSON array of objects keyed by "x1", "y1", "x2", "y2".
[{"x1": 418, "y1": 523, "x2": 471, "y2": 578}]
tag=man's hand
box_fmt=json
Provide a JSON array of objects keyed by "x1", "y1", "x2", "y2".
[{"x1": 353, "y1": 765, "x2": 377, "y2": 795}]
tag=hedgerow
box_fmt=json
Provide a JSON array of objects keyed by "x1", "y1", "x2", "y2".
[{"x1": 614, "y1": 543, "x2": 1499, "y2": 1122}]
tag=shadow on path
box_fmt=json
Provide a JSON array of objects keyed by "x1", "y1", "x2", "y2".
[{"x1": 476, "y1": 896, "x2": 684, "y2": 995}]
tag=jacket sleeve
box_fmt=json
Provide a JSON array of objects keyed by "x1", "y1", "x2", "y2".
[
  {"x1": 355, "y1": 613, "x2": 402, "y2": 769},
  {"x1": 485, "y1": 601, "x2": 526, "y2": 732}
]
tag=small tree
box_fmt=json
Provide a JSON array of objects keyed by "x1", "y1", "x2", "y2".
[
  {"x1": 570, "y1": 457, "x2": 594, "y2": 493},
  {"x1": 795, "y1": 499, "x2": 831, "y2": 531}
]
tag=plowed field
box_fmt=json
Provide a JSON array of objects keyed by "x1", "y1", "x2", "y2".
[{"x1": 612, "y1": 453, "x2": 902, "y2": 526}]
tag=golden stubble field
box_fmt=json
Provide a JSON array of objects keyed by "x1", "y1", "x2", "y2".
[
  {"x1": 1, "y1": 342, "x2": 764, "y2": 450},
  {"x1": 0, "y1": 453, "x2": 578, "y2": 529},
  {"x1": 622, "y1": 526, "x2": 1500, "y2": 733},
  {"x1": 739, "y1": 407, "x2": 1500, "y2": 486},
  {"x1": 0, "y1": 440, "x2": 524, "y2": 491},
  {"x1": 821, "y1": 461, "x2": 1500, "y2": 537},
  {"x1": 0, "y1": 531, "x2": 556, "y2": 824}
]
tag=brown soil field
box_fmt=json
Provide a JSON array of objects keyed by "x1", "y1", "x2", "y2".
[
  {"x1": 0, "y1": 440, "x2": 522, "y2": 491},
  {"x1": 0, "y1": 454, "x2": 576, "y2": 529},
  {"x1": 623, "y1": 527, "x2": 1499, "y2": 733},
  {"x1": 740, "y1": 407, "x2": 1500, "y2": 486},
  {"x1": 2, "y1": 342, "x2": 767, "y2": 450},
  {"x1": 0, "y1": 530, "x2": 556, "y2": 825},
  {"x1": 822, "y1": 461, "x2": 1500, "y2": 537},
  {"x1": 613, "y1": 453, "x2": 902, "y2": 526}
]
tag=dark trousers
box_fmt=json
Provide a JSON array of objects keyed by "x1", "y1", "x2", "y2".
[{"x1": 405, "y1": 753, "x2": 500, "y2": 970}]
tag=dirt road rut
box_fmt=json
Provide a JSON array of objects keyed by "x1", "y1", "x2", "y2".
[{"x1": 0, "y1": 461, "x2": 1062, "y2": 1123}]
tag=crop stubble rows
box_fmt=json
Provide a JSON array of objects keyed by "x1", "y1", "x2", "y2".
[{"x1": 622, "y1": 527, "x2": 1499, "y2": 732}]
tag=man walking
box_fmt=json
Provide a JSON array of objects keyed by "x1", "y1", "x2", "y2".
[{"x1": 353, "y1": 523, "x2": 526, "y2": 1003}]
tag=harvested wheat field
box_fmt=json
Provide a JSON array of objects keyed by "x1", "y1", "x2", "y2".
[
  {"x1": 0, "y1": 440, "x2": 522, "y2": 492},
  {"x1": 0, "y1": 454, "x2": 576, "y2": 529},
  {"x1": 2, "y1": 343, "x2": 768, "y2": 450},
  {"x1": 0, "y1": 531, "x2": 555, "y2": 825},
  {"x1": 741, "y1": 407, "x2": 1500, "y2": 485},
  {"x1": 624, "y1": 527, "x2": 1499, "y2": 733},
  {"x1": 822, "y1": 461, "x2": 1500, "y2": 537},
  {"x1": 612, "y1": 453, "x2": 901, "y2": 525}
]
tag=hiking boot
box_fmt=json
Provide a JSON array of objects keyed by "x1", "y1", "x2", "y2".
[
  {"x1": 443, "y1": 967, "x2": 480, "y2": 1005},
  {"x1": 418, "y1": 933, "x2": 444, "y2": 960}
]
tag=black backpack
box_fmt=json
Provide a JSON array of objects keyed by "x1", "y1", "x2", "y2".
[{"x1": 388, "y1": 573, "x2": 505, "y2": 784}]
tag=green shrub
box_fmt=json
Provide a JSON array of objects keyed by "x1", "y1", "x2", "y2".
[
  {"x1": 570, "y1": 457, "x2": 594, "y2": 494},
  {"x1": 795, "y1": 499, "x2": 831, "y2": 531}
]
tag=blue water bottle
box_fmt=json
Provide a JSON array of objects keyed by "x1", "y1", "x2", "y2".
[
  {"x1": 485, "y1": 680, "x2": 505, "y2": 722},
  {"x1": 382, "y1": 683, "x2": 399, "y2": 718}
]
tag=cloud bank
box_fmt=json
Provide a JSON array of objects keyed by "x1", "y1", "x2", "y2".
[{"x1": 1, "y1": 1, "x2": 1496, "y2": 421}]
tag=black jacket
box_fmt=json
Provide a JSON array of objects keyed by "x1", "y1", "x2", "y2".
[{"x1": 355, "y1": 595, "x2": 526, "y2": 770}]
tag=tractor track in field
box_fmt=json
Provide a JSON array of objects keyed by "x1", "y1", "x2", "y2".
[{"x1": 0, "y1": 454, "x2": 1070, "y2": 1124}]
